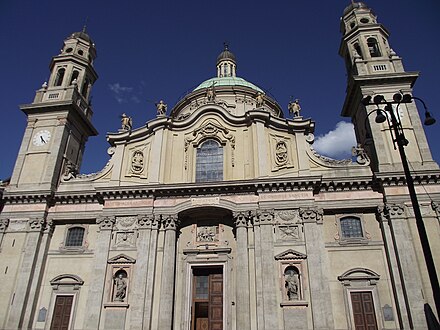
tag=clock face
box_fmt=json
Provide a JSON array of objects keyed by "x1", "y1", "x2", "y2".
[{"x1": 32, "y1": 130, "x2": 51, "y2": 146}]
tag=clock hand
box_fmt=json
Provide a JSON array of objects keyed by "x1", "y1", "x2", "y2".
[{"x1": 40, "y1": 136, "x2": 46, "y2": 144}]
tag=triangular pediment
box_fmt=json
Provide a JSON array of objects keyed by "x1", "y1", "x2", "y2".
[
  {"x1": 107, "y1": 254, "x2": 136, "y2": 264},
  {"x1": 274, "y1": 249, "x2": 307, "y2": 260}
]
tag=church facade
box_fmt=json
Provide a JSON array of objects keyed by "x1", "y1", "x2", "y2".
[{"x1": 1, "y1": 2, "x2": 439, "y2": 330}]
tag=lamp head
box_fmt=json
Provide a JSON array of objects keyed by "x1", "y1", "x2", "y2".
[
  {"x1": 361, "y1": 95, "x2": 372, "y2": 106},
  {"x1": 373, "y1": 95, "x2": 385, "y2": 105},
  {"x1": 424, "y1": 111, "x2": 436, "y2": 126},
  {"x1": 375, "y1": 109, "x2": 387, "y2": 123}
]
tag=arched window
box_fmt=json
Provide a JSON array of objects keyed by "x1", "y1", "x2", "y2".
[
  {"x1": 354, "y1": 43, "x2": 363, "y2": 59},
  {"x1": 196, "y1": 139, "x2": 223, "y2": 182},
  {"x1": 70, "y1": 70, "x2": 79, "y2": 85},
  {"x1": 81, "y1": 78, "x2": 90, "y2": 97},
  {"x1": 54, "y1": 68, "x2": 65, "y2": 86},
  {"x1": 367, "y1": 38, "x2": 381, "y2": 57},
  {"x1": 65, "y1": 227, "x2": 85, "y2": 247},
  {"x1": 340, "y1": 216, "x2": 363, "y2": 238}
]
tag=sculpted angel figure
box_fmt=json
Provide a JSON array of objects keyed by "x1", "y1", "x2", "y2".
[
  {"x1": 121, "y1": 113, "x2": 132, "y2": 130},
  {"x1": 156, "y1": 100, "x2": 167, "y2": 116},
  {"x1": 288, "y1": 99, "x2": 301, "y2": 117}
]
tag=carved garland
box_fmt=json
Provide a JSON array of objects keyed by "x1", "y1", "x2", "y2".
[{"x1": 184, "y1": 121, "x2": 235, "y2": 170}]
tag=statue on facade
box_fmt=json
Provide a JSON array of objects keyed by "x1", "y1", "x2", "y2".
[
  {"x1": 255, "y1": 92, "x2": 265, "y2": 108},
  {"x1": 288, "y1": 99, "x2": 301, "y2": 117},
  {"x1": 285, "y1": 272, "x2": 299, "y2": 300},
  {"x1": 156, "y1": 100, "x2": 167, "y2": 116},
  {"x1": 206, "y1": 86, "x2": 216, "y2": 102},
  {"x1": 121, "y1": 113, "x2": 132, "y2": 130},
  {"x1": 114, "y1": 273, "x2": 127, "y2": 302},
  {"x1": 62, "y1": 160, "x2": 78, "y2": 181}
]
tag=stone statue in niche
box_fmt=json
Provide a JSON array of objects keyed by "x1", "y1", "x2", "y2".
[
  {"x1": 275, "y1": 140, "x2": 288, "y2": 166},
  {"x1": 284, "y1": 267, "x2": 299, "y2": 300},
  {"x1": 113, "y1": 271, "x2": 127, "y2": 302},
  {"x1": 121, "y1": 113, "x2": 132, "y2": 130},
  {"x1": 288, "y1": 99, "x2": 301, "y2": 117},
  {"x1": 131, "y1": 150, "x2": 144, "y2": 174},
  {"x1": 156, "y1": 100, "x2": 167, "y2": 116},
  {"x1": 196, "y1": 226, "x2": 217, "y2": 242}
]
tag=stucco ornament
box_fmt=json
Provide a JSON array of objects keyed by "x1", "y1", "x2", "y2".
[
  {"x1": 351, "y1": 143, "x2": 370, "y2": 165},
  {"x1": 196, "y1": 226, "x2": 218, "y2": 242},
  {"x1": 275, "y1": 141, "x2": 288, "y2": 166},
  {"x1": 131, "y1": 150, "x2": 144, "y2": 174}
]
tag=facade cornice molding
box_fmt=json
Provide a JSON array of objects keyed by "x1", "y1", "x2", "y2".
[
  {"x1": 1, "y1": 174, "x2": 386, "y2": 205},
  {"x1": 107, "y1": 106, "x2": 315, "y2": 146},
  {"x1": 374, "y1": 170, "x2": 440, "y2": 187}
]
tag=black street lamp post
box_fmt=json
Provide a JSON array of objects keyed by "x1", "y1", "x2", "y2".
[{"x1": 362, "y1": 93, "x2": 440, "y2": 321}]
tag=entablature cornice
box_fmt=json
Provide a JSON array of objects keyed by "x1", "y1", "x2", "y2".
[{"x1": 374, "y1": 170, "x2": 440, "y2": 187}]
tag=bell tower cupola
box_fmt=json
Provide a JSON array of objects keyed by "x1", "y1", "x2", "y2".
[
  {"x1": 339, "y1": 2, "x2": 404, "y2": 77},
  {"x1": 216, "y1": 43, "x2": 236, "y2": 78}
]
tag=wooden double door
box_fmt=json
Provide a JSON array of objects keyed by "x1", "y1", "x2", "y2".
[
  {"x1": 351, "y1": 291, "x2": 378, "y2": 330},
  {"x1": 191, "y1": 267, "x2": 223, "y2": 330},
  {"x1": 50, "y1": 295, "x2": 73, "y2": 330}
]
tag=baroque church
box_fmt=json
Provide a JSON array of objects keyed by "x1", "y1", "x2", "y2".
[{"x1": 1, "y1": 2, "x2": 439, "y2": 330}]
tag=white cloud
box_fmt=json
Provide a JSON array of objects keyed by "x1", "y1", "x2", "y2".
[
  {"x1": 313, "y1": 121, "x2": 357, "y2": 159},
  {"x1": 108, "y1": 83, "x2": 134, "y2": 104}
]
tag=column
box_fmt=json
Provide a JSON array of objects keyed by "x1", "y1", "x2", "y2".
[
  {"x1": 6, "y1": 217, "x2": 47, "y2": 329},
  {"x1": 129, "y1": 215, "x2": 154, "y2": 330},
  {"x1": 300, "y1": 208, "x2": 334, "y2": 329},
  {"x1": 83, "y1": 216, "x2": 114, "y2": 329},
  {"x1": 157, "y1": 215, "x2": 179, "y2": 330},
  {"x1": 233, "y1": 211, "x2": 251, "y2": 330},
  {"x1": 384, "y1": 203, "x2": 427, "y2": 328}
]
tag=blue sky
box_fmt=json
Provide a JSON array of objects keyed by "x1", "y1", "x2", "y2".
[{"x1": 1, "y1": 1, "x2": 439, "y2": 180}]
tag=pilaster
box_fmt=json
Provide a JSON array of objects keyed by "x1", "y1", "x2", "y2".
[
  {"x1": 383, "y1": 203, "x2": 427, "y2": 329},
  {"x1": 300, "y1": 208, "x2": 334, "y2": 329},
  {"x1": 83, "y1": 216, "x2": 115, "y2": 330},
  {"x1": 129, "y1": 215, "x2": 154, "y2": 330},
  {"x1": 377, "y1": 206, "x2": 410, "y2": 328},
  {"x1": 157, "y1": 215, "x2": 179, "y2": 330},
  {"x1": 233, "y1": 211, "x2": 251, "y2": 330},
  {"x1": 5, "y1": 216, "x2": 49, "y2": 329}
]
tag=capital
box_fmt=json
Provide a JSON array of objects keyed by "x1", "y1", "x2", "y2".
[
  {"x1": 97, "y1": 216, "x2": 115, "y2": 230},
  {"x1": 299, "y1": 208, "x2": 323, "y2": 223},
  {"x1": 162, "y1": 215, "x2": 179, "y2": 230},
  {"x1": 233, "y1": 211, "x2": 248, "y2": 228}
]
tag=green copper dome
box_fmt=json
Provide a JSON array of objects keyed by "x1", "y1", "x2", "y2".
[{"x1": 194, "y1": 77, "x2": 263, "y2": 93}]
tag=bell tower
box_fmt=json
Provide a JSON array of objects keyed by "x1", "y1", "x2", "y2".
[
  {"x1": 339, "y1": 2, "x2": 437, "y2": 171},
  {"x1": 8, "y1": 29, "x2": 98, "y2": 192}
]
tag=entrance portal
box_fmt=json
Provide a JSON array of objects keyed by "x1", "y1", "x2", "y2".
[{"x1": 191, "y1": 267, "x2": 223, "y2": 330}]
